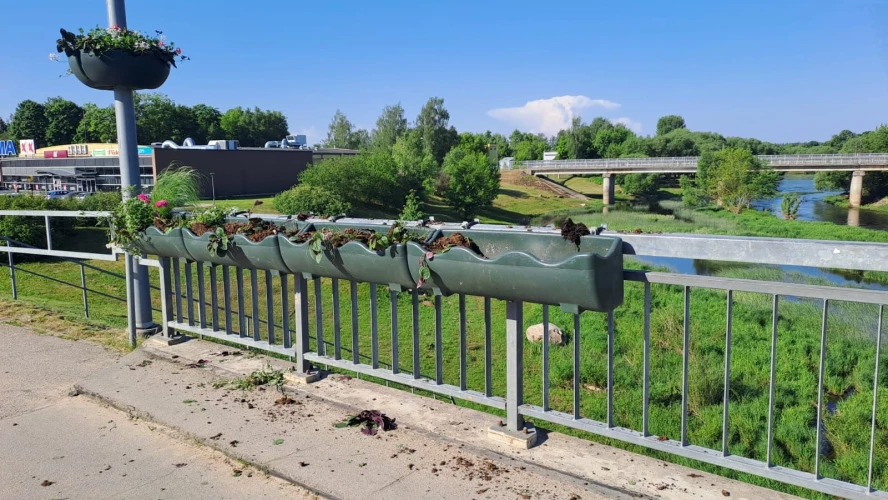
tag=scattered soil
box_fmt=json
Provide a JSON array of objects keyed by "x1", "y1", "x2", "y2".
[
  {"x1": 560, "y1": 218, "x2": 590, "y2": 250},
  {"x1": 190, "y1": 222, "x2": 211, "y2": 236},
  {"x1": 191, "y1": 218, "x2": 282, "y2": 242},
  {"x1": 293, "y1": 226, "x2": 415, "y2": 249}
]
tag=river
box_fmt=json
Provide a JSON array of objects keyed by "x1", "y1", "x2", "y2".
[{"x1": 630, "y1": 176, "x2": 888, "y2": 291}]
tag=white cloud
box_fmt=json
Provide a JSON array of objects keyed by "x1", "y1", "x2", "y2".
[
  {"x1": 487, "y1": 96, "x2": 620, "y2": 137},
  {"x1": 614, "y1": 117, "x2": 643, "y2": 133}
]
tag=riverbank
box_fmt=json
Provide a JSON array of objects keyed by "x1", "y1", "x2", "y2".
[{"x1": 823, "y1": 193, "x2": 888, "y2": 213}]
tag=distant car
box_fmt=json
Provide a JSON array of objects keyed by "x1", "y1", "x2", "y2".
[
  {"x1": 46, "y1": 190, "x2": 73, "y2": 199},
  {"x1": 74, "y1": 191, "x2": 95, "y2": 200}
]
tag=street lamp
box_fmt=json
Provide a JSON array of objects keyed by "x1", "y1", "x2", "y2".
[{"x1": 209, "y1": 172, "x2": 216, "y2": 206}]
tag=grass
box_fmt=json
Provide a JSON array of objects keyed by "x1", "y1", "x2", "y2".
[{"x1": 824, "y1": 194, "x2": 888, "y2": 214}]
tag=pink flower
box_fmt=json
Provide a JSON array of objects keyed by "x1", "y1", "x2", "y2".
[
  {"x1": 175, "y1": 48, "x2": 182, "y2": 55},
  {"x1": 158, "y1": 41, "x2": 165, "y2": 48},
  {"x1": 155, "y1": 200, "x2": 168, "y2": 208},
  {"x1": 137, "y1": 193, "x2": 150, "y2": 203},
  {"x1": 110, "y1": 24, "x2": 119, "y2": 31},
  {"x1": 425, "y1": 252, "x2": 434, "y2": 260}
]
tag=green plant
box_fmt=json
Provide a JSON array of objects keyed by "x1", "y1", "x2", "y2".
[
  {"x1": 191, "y1": 206, "x2": 229, "y2": 228},
  {"x1": 272, "y1": 184, "x2": 350, "y2": 217},
  {"x1": 151, "y1": 166, "x2": 200, "y2": 208},
  {"x1": 620, "y1": 173, "x2": 662, "y2": 199},
  {"x1": 303, "y1": 222, "x2": 420, "y2": 264},
  {"x1": 231, "y1": 364, "x2": 285, "y2": 392},
  {"x1": 206, "y1": 227, "x2": 229, "y2": 256},
  {"x1": 55, "y1": 26, "x2": 189, "y2": 67},
  {"x1": 107, "y1": 192, "x2": 171, "y2": 254},
  {"x1": 398, "y1": 190, "x2": 425, "y2": 221},
  {"x1": 442, "y1": 146, "x2": 500, "y2": 220},
  {"x1": 781, "y1": 193, "x2": 802, "y2": 220}
]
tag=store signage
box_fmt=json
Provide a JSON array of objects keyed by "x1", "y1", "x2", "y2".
[
  {"x1": 0, "y1": 140, "x2": 17, "y2": 156},
  {"x1": 92, "y1": 149, "x2": 106, "y2": 157},
  {"x1": 18, "y1": 140, "x2": 35, "y2": 157},
  {"x1": 44, "y1": 150, "x2": 68, "y2": 158},
  {"x1": 137, "y1": 146, "x2": 152, "y2": 156},
  {"x1": 67, "y1": 144, "x2": 89, "y2": 156}
]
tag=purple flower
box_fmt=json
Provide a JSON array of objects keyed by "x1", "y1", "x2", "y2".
[
  {"x1": 425, "y1": 252, "x2": 434, "y2": 260},
  {"x1": 137, "y1": 193, "x2": 150, "y2": 203},
  {"x1": 155, "y1": 200, "x2": 168, "y2": 208}
]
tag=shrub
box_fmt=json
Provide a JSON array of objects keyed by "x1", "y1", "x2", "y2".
[
  {"x1": 442, "y1": 147, "x2": 500, "y2": 219},
  {"x1": 398, "y1": 190, "x2": 425, "y2": 221},
  {"x1": 272, "y1": 185, "x2": 351, "y2": 217},
  {"x1": 781, "y1": 193, "x2": 802, "y2": 220},
  {"x1": 621, "y1": 173, "x2": 661, "y2": 199},
  {"x1": 299, "y1": 152, "x2": 408, "y2": 210},
  {"x1": 151, "y1": 166, "x2": 201, "y2": 208},
  {"x1": 0, "y1": 195, "x2": 75, "y2": 250}
]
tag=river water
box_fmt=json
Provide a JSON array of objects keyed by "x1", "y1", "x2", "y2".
[{"x1": 630, "y1": 176, "x2": 888, "y2": 291}]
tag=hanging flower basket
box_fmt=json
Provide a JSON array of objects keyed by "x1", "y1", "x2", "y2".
[
  {"x1": 407, "y1": 229, "x2": 624, "y2": 313},
  {"x1": 54, "y1": 27, "x2": 187, "y2": 91}
]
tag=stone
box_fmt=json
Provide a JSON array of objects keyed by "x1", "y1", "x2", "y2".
[{"x1": 525, "y1": 324, "x2": 564, "y2": 345}]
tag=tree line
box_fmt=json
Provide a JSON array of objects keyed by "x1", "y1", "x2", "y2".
[{"x1": 0, "y1": 94, "x2": 289, "y2": 148}]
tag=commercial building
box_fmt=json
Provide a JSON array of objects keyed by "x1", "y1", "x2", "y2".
[{"x1": 0, "y1": 142, "x2": 358, "y2": 197}]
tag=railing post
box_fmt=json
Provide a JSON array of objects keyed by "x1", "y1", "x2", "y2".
[
  {"x1": 506, "y1": 300, "x2": 524, "y2": 432},
  {"x1": 7, "y1": 251, "x2": 16, "y2": 300},
  {"x1": 44, "y1": 215, "x2": 52, "y2": 250},
  {"x1": 293, "y1": 274, "x2": 312, "y2": 374},
  {"x1": 124, "y1": 253, "x2": 137, "y2": 348},
  {"x1": 80, "y1": 263, "x2": 89, "y2": 318},
  {"x1": 158, "y1": 256, "x2": 176, "y2": 340}
]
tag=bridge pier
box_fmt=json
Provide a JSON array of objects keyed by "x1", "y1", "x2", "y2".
[
  {"x1": 602, "y1": 174, "x2": 615, "y2": 205},
  {"x1": 849, "y1": 170, "x2": 865, "y2": 208}
]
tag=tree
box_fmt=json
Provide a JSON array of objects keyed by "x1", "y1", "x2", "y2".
[
  {"x1": 512, "y1": 135, "x2": 548, "y2": 161},
  {"x1": 656, "y1": 115, "x2": 686, "y2": 136},
  {"x1": 690, "y1": 148, "x2": 779, "y2": 213},
  {"x1": 646, "y1": 128, "x2": 700, "y2": 157},
  {"x1": 416, "y1": 97, "x2": 458, "y2": 165},
  {"x1": 392, "y1": 129, "x2": 438, "y2": 192},
  {"x1": 621, "y1": 173, "x2": 662, "y2": 199},
  {"x1": 0, "y1": 117, "x2": 7, "y2": 134},
  {"x1": 74, "y1": 103, "x2": 117, "y2": 143},
  {"x1": 592, "y1": 124, "x2": 634, "y2": 158},
  {"x1": 321, "y1": 109, "x2": 368, "y2": 150},
  {"x1": 442, "y1": 147, "x2": 500, "y2": 219},
  {"x1": 370, "y1": 103, "x2": 407, "y2": 152},
  {"x1": 191, "y1": 104, "x2": 222, "y2": 144},
  {"x1": 219, "y1": 106, "x2": 289, "y2": 147},
  {"x1": 43, "y1": 97, "x2": 83, "y2": 146},
  {"x1": 135, "y1": 93, "x2": 200, "y2": 144},
  {"x1": 9, "y1": 100, "x2": 48, "y2": 148}
]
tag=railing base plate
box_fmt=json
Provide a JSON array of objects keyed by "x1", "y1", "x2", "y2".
[{"x1": 488, "y1": 422, "x2": 539, "y2": 449}]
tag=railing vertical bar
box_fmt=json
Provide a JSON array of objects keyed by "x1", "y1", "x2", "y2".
[
  {"x1": 265, "y1": 271, "x2": 275, "y2": 345},
  {"x1": 351, "y1": 281, "x2": 359, "y2": 364},
  {"x1": 573, "y1": 313, "x2": 581, "y2": 420},
  {"x1": 332, "y1": 278, "x2": 341, "y2": 360},
  {"x1": 607, "y1": 309, "x2": 615, "y2": 428},
  {"x1": 197, "y1": 262, "x2": 207, "y2": 329},
  {"x1": 236, "y1": 268, "x2": 246, "y2": 338},
  {"x1": 173, "y1": 258, "x2": 183, "y2": 323},
  {"x1": 7, "y1": 251, "x2": 16, "y2": 300},
  {"x1": 158, "y1": 257, "x2": 173, "y2": 338},
  {"x1": 80, "y1": 263, "x2": 89, "y2": 318},
  {"x1": 435, "y1": 295, "x2": 443, "y2": 385},
  {"x1": 868, "y1": 305, "x2": 884, "y2": 492},
  {"x1": 124, "y1": 254, "x2": 137, "y2": 349},
  {"x1": 295, "y1": 275, "x2": 312, "y2": 371},
  {"x1": 314, "y1": 278, "x2": 325, "y2": 357},
  {"x1": 222, "y1": 266, "x2": 232, "y2": 334},
  {"x1": 484, "y1": 297, "x2": 492, "y2": 397},
  {"x1": 209, "y1": 266, "x2": 219, "y2": 331},
  {"x1": 370, "y1": 284, "x2": 379, "y2": 369},
  {"x1": 280, "y1": 273, "x2": 290, "y2": 349},
  {"x1": 681, "y1": 286, "x2": 690, "y2": 446},
  {"x1": 766, "y1": 295, "x2": 779, "y2": 466},
  {"x1": 390, "y1": 289, "x2": 399, "y2": 374},
  {"x1": 643, "y1": 282, "x2": 651, "y2": 436},
  {"x1": 814, "y1": 299, "x2": 829, "y2": 479},
  {"x1": 250, "y1": 269, "x2": 260, "y2": 342},
  {"x1": 459, "y1": 294, "x2": 467, "y2": 390},
  {"x1": 184, "y1": 261, "x2": 194, "y2": 326},
  {"x1": 412, "y1": 289, "x2": 421, "y2": 380},
  {"x1": 506, "y1": 300, "x2": 524, "y2": 432},
  {"x1": 722, "y1": 290, "x2": 733, "y2": 457},
  {"x1": 542, "y1": 304, "x2": 550, "y2": 412},
  {"x1": 44, "y1": 215, "x2": 52, "y2": 250}
]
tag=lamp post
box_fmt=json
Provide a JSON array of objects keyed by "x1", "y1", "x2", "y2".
[
  {"x1": 108, "y1": 0, "x2": 158, "y2": 336},
  {"x1": 210, "y1": 172, "x2": 216, "y2": 205}
]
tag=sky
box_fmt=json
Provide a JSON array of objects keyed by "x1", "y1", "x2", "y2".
[{"x1": 3, "y1": 0, "x2": 888, "y2": 145}]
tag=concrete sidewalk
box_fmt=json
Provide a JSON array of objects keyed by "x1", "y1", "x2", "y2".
[
  {"x1": 0, "y1": 325, "x2": 313, "y2": 499},
  {"x1": 74, "y1": 335, "x2": 799, "y2": 500}
]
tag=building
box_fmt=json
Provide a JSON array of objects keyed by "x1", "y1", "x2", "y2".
[{"x1": 0, "y1": 142, "x2": 359, "y2": 197}]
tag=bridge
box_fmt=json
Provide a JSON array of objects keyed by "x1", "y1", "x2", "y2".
[{"x1": 511, "y1": 153, "x2": 888, "y2": 206}]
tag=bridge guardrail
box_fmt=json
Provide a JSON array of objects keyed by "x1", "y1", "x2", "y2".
[{"x1": 2, "y1": 210, "x2": 888, "y2": 498}]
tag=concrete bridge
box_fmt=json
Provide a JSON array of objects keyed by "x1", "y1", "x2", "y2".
[{"x1": 513, "y1": 153, "x2": 888, "y2": 206}]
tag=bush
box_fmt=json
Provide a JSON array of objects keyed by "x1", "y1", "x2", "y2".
[
  {"x1": 621, "y1": 173, "x2": 661, "y2": 199},
  {"x1": 0, "y1": 195, "x2": 76, "y2": 249},
  {"x1": 781, "y1": 193, "x2": 802, "y2": 220},
  {"x1": 273, "y1": 185, "x2": 351, "y2": 217},
  {"x1": 442, "y1": 147, "x2": 500, "y2": 219},
  {"x1": 298, "y1": 152, "x2": 408, "y2": 210},
  {"x1": 75, "y1": 191, "x2": 121, "y2": 211},
  {"x1": 398, "y1": 190, "x2": 425, "y2": 221}
]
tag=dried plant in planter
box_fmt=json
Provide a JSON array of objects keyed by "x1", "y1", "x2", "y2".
[
  {"x1": 188, "y1": 201, "x2": 286, "y2": 256},
  {"x1": 414, "y1": 232, "x2": 483, "y2": 288},
  {"x1": 294, "y1": 222, "x2": 423, "y2": 264},
  {"x1": 560, "y1": 218, "x2": 591, "y2": 251}
]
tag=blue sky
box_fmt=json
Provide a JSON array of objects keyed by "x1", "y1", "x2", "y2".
[{"x1": 3, "y1": 0, "x2": 887, "y2": 144}]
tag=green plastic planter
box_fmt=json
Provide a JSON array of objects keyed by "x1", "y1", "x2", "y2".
[
  {"x1": 67, "y1": 50, "x2": 171, "y2": 91},
  {"x1": 132, "y1": 227, "x2": 189, "y2": 259},
  {"x1": 407, "y1": 229, "x2": 624, "y2": 312},
  {"x1": 278, "y1": 222, "x2": 425, "y2": 289},
  {"x1": 182, "y1": 230, "x2": 288, "y2": 272}
]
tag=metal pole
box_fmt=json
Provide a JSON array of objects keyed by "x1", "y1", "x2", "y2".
[
  {"x1": 210, "y1": 173, "x2": 216, "y2": 205},
  {"x1": 108, "y1": 0, "x2": 156, "y2": 333}
]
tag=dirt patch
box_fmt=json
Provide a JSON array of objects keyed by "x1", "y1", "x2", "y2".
[
  {"x1": 425, "y1": 232, "x2": 483, "y2": 256},
  {"x1": 192, "y1": 218, "x2": 283, "y2": 242}
]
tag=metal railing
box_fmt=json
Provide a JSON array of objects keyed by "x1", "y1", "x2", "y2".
[
  {"x1": 512, "y1": 153, "x2": 888, "y2": 174},
  {"x1": 3, "y1": 210, "x2": 888, "y2": 498}
]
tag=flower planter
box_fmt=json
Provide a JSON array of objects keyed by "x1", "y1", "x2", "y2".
[
  {"x1": 278, "y1": 222, "x2": 419, "y2": 289},
  {"x1": 407, "y1": 229, "x2": 624, "y2": 312},
  {"x1": 182, "y1": 229, "x2": 288, "y2": 272},
  {"x1": 132, "y1": 226, "x2": 189, "y2": 259},
  {"x1": 67, "y1": 49, "x2": 171, "y2": 91}
]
